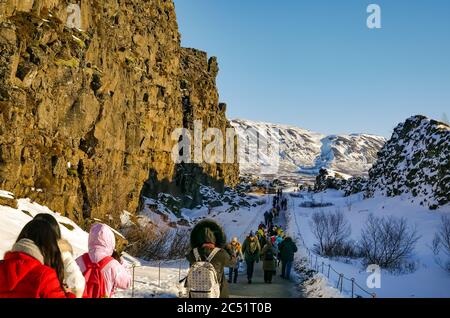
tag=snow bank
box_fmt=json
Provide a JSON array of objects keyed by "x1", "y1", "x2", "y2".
[{"x1": 288, "y1": 189, "x2": 450, "y2": 298}]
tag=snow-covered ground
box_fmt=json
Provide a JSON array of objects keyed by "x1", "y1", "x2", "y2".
[
  {"x1": 287, "y1": 189, "x2": 450, "y2": 298},
  {"x1": 6, "y1": 185, "x2": 448, "y2": 298},
  {"x1": 0, "y1": 189, "x2": 274, "y2": 298},
  {"x1": 0, "y1": 190, "x2": 183, "y2": 298}
]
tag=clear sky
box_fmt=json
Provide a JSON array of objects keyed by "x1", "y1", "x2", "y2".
[{"x1": 173, "y1": 0, "x2": 450, "y2": 138}]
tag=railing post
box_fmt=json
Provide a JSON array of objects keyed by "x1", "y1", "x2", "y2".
[
  {"x1": 131, "y1": 264, "x2": 135, "y2": 298},
  {"x1": 315, "y1": 255, "x2": 318, "y2": 271},
  {"x1": 321, "y1": 262, "x2": 324, "y2": 273},
  {"x1": 159, "y1": 261, "x2": 161, "y2": 287},
  {"x1": 327, "y1": 264, "x2": 331, "y2": 278},
  {"x1": 339, "y1": 274, "x2": 344, "y2": 293},
  {"x1": 351, "y1": 278, "x2": 355, "y2": 298},
  {"x1": 178, "y1": 260, "x2": 182, "y2": 282}
]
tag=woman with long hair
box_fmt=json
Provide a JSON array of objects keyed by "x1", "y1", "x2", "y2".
[
  {"x1": 0, "y1": 219, "x2": 75, "y2": 298},
  {"x1": 34, "y1": 213, "x2": 85, "y2": 298}
]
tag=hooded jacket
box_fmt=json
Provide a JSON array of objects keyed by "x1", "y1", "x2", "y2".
[
  {"x1": 186, "y1": 220, "x2": 236, "y2": 298},
  {"x1": 278, "y1": 237, "x2": 298, "y2": 262},
  {"x1": 76, "y1": 224, "x2": 131, "y2": 298},
  {"x1": 0, "y1": 239, "x2": 75, "y2": 298},
  {"x1": 242, "y1": 235, "x2": 261, "y2": 262}
]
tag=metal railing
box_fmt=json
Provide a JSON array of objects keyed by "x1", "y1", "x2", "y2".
[{"x1": 287, "y1": 195, "x2": 377, "y2": 299}]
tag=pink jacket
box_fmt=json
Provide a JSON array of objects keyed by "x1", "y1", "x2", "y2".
[{"x1": 76, "y1": 224, "x2": 131, "y2": 297}]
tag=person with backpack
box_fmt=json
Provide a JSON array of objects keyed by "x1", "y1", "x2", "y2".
[
  {"x1": 76, "y1": 223, "x2": 131, "y2": 298},
  {"x1": 260, "y1": 239, "x2": 277, "y2": 284},
  {"x1": 242, "y1": 231, "x2": 261, "y2": 284},
  {"x1": 0, "y1": 219, "x2": 75, "y2": 298},
  {"x1": 278, "y1": 236, "x2": 298, "y2": 280},
  {"x1": 33, "y1": 213, "x2": 85, "y2": 298},
  {"x1": 226, "y1": 237, "x2": 244, "y2": 284},
  {"x1": 185, "y1": 219, "x2": 236, "y2": 298}
]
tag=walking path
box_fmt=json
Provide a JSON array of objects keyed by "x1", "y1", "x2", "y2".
[{"x1": 229, "y1": 197, "x2": 300, "y2": 298}]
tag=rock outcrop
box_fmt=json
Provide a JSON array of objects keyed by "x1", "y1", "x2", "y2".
[
  {"x1": 314, "y1": 116, "x2": 450, "y2": 210},
  {"x1": 366, "y1": 115, "x2": 450, "y2": 209},
  {"x1": 0, "y1": 0, "x2": 239, "y2": 228}
]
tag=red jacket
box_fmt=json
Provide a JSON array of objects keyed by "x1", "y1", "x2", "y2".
[{"x1": 0, "y1": 252, "x2": 75, "y2": 298}]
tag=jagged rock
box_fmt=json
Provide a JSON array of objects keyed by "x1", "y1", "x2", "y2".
[
  {"x1": 0, "y1": 1, "x2": 239, "y2": 230},
  {"x1": 366, "y1": 115, "x2": 450, "y2": 209},
  {"x1": 314, "y1": 116, "x2": 450, "y2": 210}
]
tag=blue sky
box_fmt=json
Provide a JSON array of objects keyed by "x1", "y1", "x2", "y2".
[{"x1": 173, "y1": 0, "x2": 450, "y2": 137}]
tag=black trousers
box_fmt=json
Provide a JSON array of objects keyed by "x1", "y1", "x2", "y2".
[
  {"x1": 228, "y1": 267, "x2": 238, "y2": 283},
  {"x1": 264, "y1": 271, "x2": 273, "y2": 283},
  {"x1": 246, "y1": 260, "x2": 255, "y2": 280}
]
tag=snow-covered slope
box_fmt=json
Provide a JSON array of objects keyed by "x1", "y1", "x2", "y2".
[
  {"x1": 288, "y1": 189, "x2": 450, "y2": 298},
  {"x1": 230, "y1": 119, "x2": 385, "y2": 178}
]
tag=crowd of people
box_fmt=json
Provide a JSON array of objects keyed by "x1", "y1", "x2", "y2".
[
  {"x1": 0, "y1": 190, "x2": 297, "y2": 299},
  {"x1": 183, "y1": 190, "x2": 298, "y2": 298},
  {"x1": 0, "y1": 215, "x2": 132, "y2": 298}
]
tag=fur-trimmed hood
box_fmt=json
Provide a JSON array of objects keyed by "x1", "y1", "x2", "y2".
[{"x1": 190, "y1": 219, "x2": 226, "y2": 249}]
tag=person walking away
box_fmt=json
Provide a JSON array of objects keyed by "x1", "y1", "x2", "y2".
[
  {"x1": 34, "y1": 213, "x2": 85, "y2": 298},
  {"x1": 257, "y1": 229, "x2": 267, "y2": 249},
  {"x1": 278, "y1": 237, "x2": 298, "y2": 279},
  {"x1": 242, "y1": 232, "x2": 261, "y2": 284},
  {"x1": 227, "y1": 237, "x2": 243, "y2": 284},
  {"x1": 263, "y1": 211, "x2": 270, "y2": 227},
  {"x1": 186, "y1": 220, "x2": 236, "y2": 298},
  {"x1": 258, "y1": 222, "x2": 266, "y2": 231},
  {"x1": 0, "y1": 219, "x2": 75, "y2": 298},
  {"x1": 261, "y1": 240, "x2": 277, "y2": 283},
  {"x1": 76, "y1": 223, "x2": 131, "y2": 298},
  {"x1": 267, "y1": 210, "x2": 274, "y2": 228}
]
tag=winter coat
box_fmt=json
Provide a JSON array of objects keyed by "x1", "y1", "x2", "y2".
[
  {"x1": 76, "y1": 224, "x2": 132, "y2": 298},
  {"x1": 278, "y1": 237, "x2": 298, "y2": 262},
  {"x1": 261, "y1": 244, "x2": 277, "y2": 272},
  {"x1": 227, "y1": 242, "x2": 244, "y2": 269},
  {"x1": 186, "y1": 220, "x2": 236, "y2": 298},
  {"x1": 58, "y1": 239, "x2": 85, "y2": 298},
  {"x1": 242, "y1": 236, "x2": 261, "y2": 263},
  {"x1": 0, "y1": 239, "x2": 75, "y2": 298}
]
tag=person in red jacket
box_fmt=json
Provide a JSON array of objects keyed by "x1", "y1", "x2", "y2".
[{"x1": 0, "y1": 219, "x2": 75, "y2": 298}]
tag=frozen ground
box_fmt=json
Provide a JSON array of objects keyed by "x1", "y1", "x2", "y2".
[{"x1": 286, "y1": 189, "x2": 450, "y2": 298}]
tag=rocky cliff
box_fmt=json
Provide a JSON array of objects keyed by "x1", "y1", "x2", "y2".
[{"x1": 0, "y1": 0, "x2": 239, "y2": 228}]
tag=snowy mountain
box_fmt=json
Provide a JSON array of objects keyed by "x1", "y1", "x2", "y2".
[
  {"x1": 230, "y1": 119, "x2": 385, "y2": 178},
  {"x1": 366, "y1": 115, "x2": 450, "y2": 209}
]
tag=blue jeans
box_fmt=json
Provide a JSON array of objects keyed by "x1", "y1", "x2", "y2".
[{"x1": 282, "y1": 261, "x2": 293, "y2": 279}]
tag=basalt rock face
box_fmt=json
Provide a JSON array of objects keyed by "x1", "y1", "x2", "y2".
[
  {"x1": 0, "y1": 0, "x2": 239, "y2": 227},
  {"x1": 176, "y1": 48, "x2": 239, "y2": 207}
]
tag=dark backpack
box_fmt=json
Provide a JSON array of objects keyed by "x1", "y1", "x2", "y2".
[{"x1": 81, "y1": 253, "x2": 114, "y2": 298}]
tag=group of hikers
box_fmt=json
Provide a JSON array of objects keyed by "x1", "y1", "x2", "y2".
[
  {"x1": 184, "y1": 190, "x2": 298, "y2": 298},
  {"x1": 266, "y1": 189, "x2": 288, "y2": 225},
  {"x1": 0, "y1": 190, "x2": 297, "y2": 299},
  {"x1": 0, "y1": 215, "x2": 131, "y2": 298}
]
